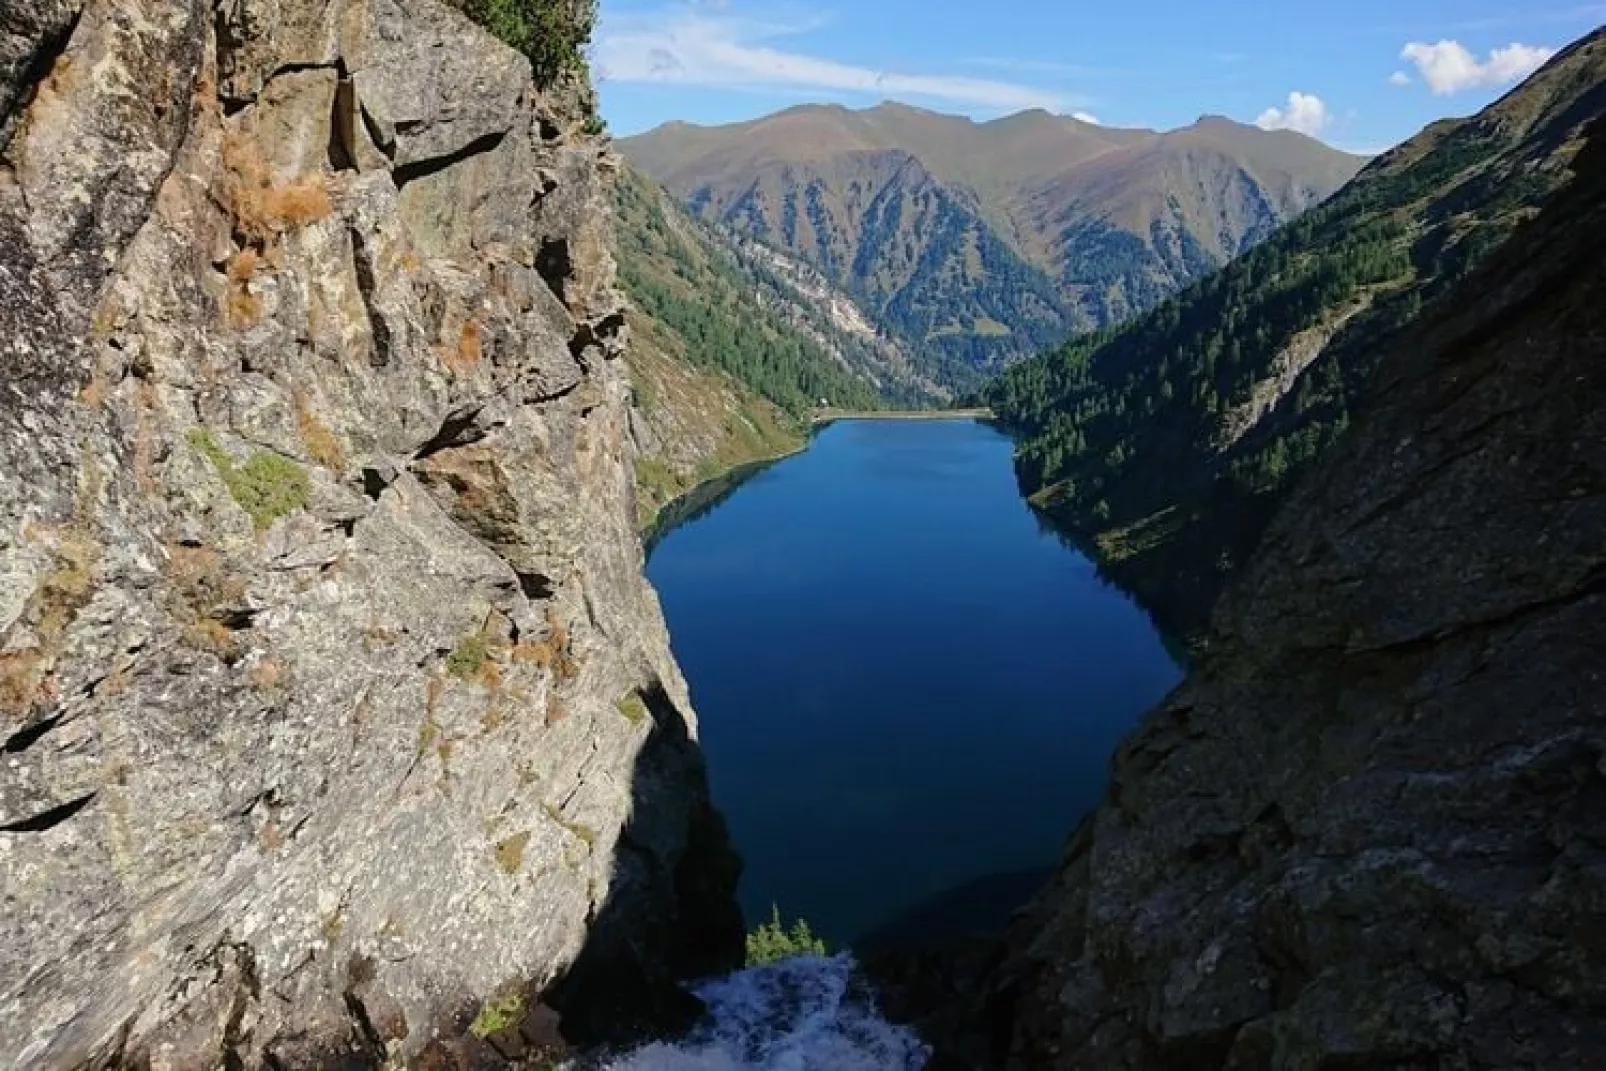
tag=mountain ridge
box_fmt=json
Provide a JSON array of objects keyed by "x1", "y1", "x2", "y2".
[
  {"x1": 621, "y1": 102, "x2": 1364, "y2": 388},
  {"x1": 984, "y1": 27, "x2": 1606, "y2": 639}
]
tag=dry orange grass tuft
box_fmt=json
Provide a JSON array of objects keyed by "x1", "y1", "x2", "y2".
[
  {"x1": 0, "y1": 650, "x2": 46, "y2": 715},
  {"x1": 223, "y1": 131, "x2": 333, "y2": 249},
  {"x1": 227, "y1": 289, "x2": 264, "y2": 327},
  {"x1": 443, "y1": 319, "x2": 484, "y2": 374},
  {"x1": 481, "y1": 703, "x2": 505, "y2": 731},
  {"x1": 227, "y1": 247, "x2": 260, "y2": 282},
  {"x1": 168, "y1": 543, "x2": 248, "y2": 660},
  {"x1": 169, "y1": 543, "x2": 244, "y2": 603},
  {"x1": 511, "y1": 638, "x2": 555, "y2": 668},
  {"x1": 37, "y1": 532, "x2": 99, "y2": 642},
  {"x1": 132, "y1": 380, "x2": 160, "y2": 494},
  {"x1": 514, "y1": 606, "x2": 579, "y2": 681},
  {"x1": 185, "y1": 617, "x2": 239, "y2": 658},
  {"x1": 79, "y1": 360, "x2": 110, "y2": 409},
  {"x1": 293, "y1": 392, "x2": 346, "y2": 471},
  {"x1": 223, "y1": 241, "x2": 266, "y2": 327},
  {"x1": 249, "y1": 658, "x2": 282, "y2": 691}
]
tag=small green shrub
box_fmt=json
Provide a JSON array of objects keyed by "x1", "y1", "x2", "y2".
[
  {"x1": 616, "y1": 692, "x2": 647, "y2": 725},
  {"x1": 187, "y1": 427, "x2": 310, "y2": 531},
  {"x1": 446, "y1": 631, "x2": 492, "y2": 679},
  {"x1": 469, "y1": 992, "x2": 526, "y2": 1038},
  {"x1": 444, "y1": 0, "x2": 596, "y2": 84},
  {"x1": 746, "y1": 905, "x2": 828, "y2": 966}
]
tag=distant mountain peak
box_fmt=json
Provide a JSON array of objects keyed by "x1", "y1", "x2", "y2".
[{"x1": 619, "y1": 102, "x2": 1365, "y2": 388}]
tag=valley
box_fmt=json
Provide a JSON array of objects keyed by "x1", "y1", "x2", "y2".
[{"x1": 1, "y1": 2, "x2": 1602, "y2": 1069}]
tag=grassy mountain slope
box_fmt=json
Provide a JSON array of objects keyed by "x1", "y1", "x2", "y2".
[
  {"x1": 622, "y1": 305, "x2": 801, "y2": 529},
  {"x1": 613, "y1": 164, "x2": 927, "y2": 525},
  {"x1": 621, "y1": 104, "x2": 1363, "y2": 387},
  {"x1": 984, "y1": 27, "x2": 1606, "y2": 640}
]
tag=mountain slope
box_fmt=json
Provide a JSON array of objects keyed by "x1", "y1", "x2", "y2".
[
  {"x1": 613, "y1": 165, "x2": 939, "y2": 523},
  {"x1": 970, "y1": 100, "x2": 1606, "y2": 1071},
  {"x1": 621, "y1": 104, "x2": 1364, "y2": 386},
  {"x1": 986, "y1": 28, "x2": 1606, "y2": 639},
  {"x1": 1042, "y1": 117, "x2": 1366, "y2": 324},
  {"x1": 616, "y1": 164, "x2": 937, "y2": 412},
  {"x1": 666, "y1": 143, "x2": 1074, "y2": 387},
  {"x1": 623, "y1": 305, "x2": 803, "y2": 530}
]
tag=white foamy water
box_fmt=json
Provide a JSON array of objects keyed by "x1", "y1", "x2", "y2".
[{"x1": 591, "y1": 954, "x2": 927, "y2": 1071}]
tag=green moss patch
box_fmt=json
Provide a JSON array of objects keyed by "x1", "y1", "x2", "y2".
[
  {"x1": 446, "y1": 631, "x2": 492, "y2": 679},
  {"x1": 494, "y1": 831, "x2": 530, "y2": 874},
  {"x1": 187, "y1": 427, "x2": 309, "y2": 531},
  {"x1": 469, "y1": 992, "x2": 527, "y2": 1038},
  {"x1": 615, "y1": 691, "x2": 648, "y2": 725}
]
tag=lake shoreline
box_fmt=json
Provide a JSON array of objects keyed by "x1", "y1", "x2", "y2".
[
  {"x1": 812, "y1": 407, "x2": 993, "y2": 425},
  {"x1": 640, "y1": 410, "x2": 993, "y2": 547},
  {"x1": 641, "y1": 445, "x2": 803, "y2": 552}
]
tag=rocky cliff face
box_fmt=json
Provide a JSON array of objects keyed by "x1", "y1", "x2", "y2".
[
  {"x1": 957, "y1": 122, "x2": 1606, "y2": 1068},
  {"x1": 0, "y1": 2, "x2": 740, "y2": 1067}
]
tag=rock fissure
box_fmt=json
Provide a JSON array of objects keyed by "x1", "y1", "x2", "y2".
[
  {"x1": 347, "y1": 227, "x2": 393, "y2": 368},
  {"x1": 1, "y1": 711, "x2": 66, "y2": 753},
  {"x1": 391, "y1": 129, "x2": 507, "y2": 189},
  {"x1": 0, "y1": 791, "x2": 96, "y2": 833}
]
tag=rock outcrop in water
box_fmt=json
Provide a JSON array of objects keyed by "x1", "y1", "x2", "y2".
[
  {"x1": 0, "y1": 1, "x2": 740, "y2": 1066},
  {"x1": 947, "y1": 119, "x2": 1606, "y2": 1068}
]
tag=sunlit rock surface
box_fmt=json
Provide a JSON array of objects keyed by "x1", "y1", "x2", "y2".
[{"x1": 0, "y1": 1, "x2": 739, "y2": 1065}]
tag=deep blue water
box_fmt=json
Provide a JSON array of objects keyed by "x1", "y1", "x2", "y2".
[{"x1": 646, "y1": 419, "x2": 1182, "y2": 944}]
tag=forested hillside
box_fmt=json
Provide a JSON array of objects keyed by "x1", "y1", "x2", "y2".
[
  {"x1": 614, "y1": 167, "x2": 894, "y2": 414},
  {"x1": 614, "y1": 165, "x2": 939, "y2": 523},
  {"x1": 984, "y1": 29, "x2": 1606, "y2": 638}
]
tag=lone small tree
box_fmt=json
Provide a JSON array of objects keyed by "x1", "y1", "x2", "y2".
[{"x1": 746, "y1": 905, "x2": 829, "y2": 966}]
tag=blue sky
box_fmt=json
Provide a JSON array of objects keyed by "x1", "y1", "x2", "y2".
[{"x1": 593, "y1": 1, "x2": 1605, "y2": 152}]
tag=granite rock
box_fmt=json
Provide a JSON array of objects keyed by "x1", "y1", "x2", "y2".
[{"x1": 0, "y1": 2, "x2": 741, "y2": 1066}]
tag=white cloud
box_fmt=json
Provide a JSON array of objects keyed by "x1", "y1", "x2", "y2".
[
  {"x1": 595, "y1": 6, "x2": 1074, "y2": 113},
  {"x1": 965, "y1": 56, "x2": 1104, "y2": 78},
  {"x1": 1254, "y1": 92, "x2": 1331, "y2": 137},
  {"x1": 1399, "y1": 40, "x2": 1555, "y2": 95},
  {"x1": 1072, "y1": 111, "x2": 1101, "y2": 125},
  {"x1": 1388, "y1": 71, "x2": 1413, "y2": 87}
]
